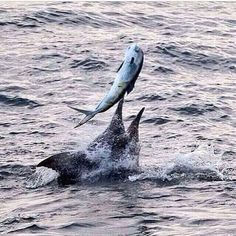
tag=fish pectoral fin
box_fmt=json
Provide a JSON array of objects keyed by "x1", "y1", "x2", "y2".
[
  {"x1": 126, "y1": 80, "x2": 135, "y2": 94},
  {"x1": 68, "y1": 105, "x2": 93, "y2": 116}
]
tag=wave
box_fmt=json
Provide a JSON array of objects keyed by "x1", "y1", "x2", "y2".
[
  {"x1": 142, "y1": 117, "x2": 171, "y2": 125},
  {"x1": 153, "y1": 66, "x2": 175, "y2": 74},
  {"x1": 34, "y1": 52, "x2": 69, "y2": 60},
  {"x1": 190, "y1": 218, "x2": 219, "y2": 226},
  {"x1": 0, "y1": 94, "x2": 42, "y2": 108},
  {"x1": 57, "y1": 222, "x2": 95, "y2": 229},
  {"x1": 153, "y1": 42, "x2": 236, "y2": 72},
  {"x1": 31, "y1": 8, "x2": 122, "y2": 27},
  {"x1": 0, "y1": 164, "x2": 33, "y2": 177},
  {"x1": 0, "y1": 164, "x2": 33, "y2": 189},
  {"x1": 0, "y1": 8, "x2": 126, "y2": 29},
  {"x1": 170, "y1": 103, "x2": 218, "y2": 116},
  {"x1": 137, "y1": 94, "x2": 167, "y2": 102},
  {"x1": 1, "y1": 214, "x2": 37, "y2": 225},
  {"x1": 6, "y1": 224, "x2": 47, "y2": 234},
  {"x1": 0, "y1": 86, "x2": 26, "y2": 92},
  {"x1": 70, "y1": 58, "x2": 108, "y2": 71}
]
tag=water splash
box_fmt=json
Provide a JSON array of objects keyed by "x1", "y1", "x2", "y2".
[
  {"x1": 82, "y1": 146, "x2": 139, "y2": 182},
  {"x1": 26, "y1": 167, "x2": 59, "y2": 189},
  {"x1": 27, "y1": 144, "x2": 229, "y2": 187},
  {"x1": 129, "y1": 143, "x2": 228, "y2": 182}
]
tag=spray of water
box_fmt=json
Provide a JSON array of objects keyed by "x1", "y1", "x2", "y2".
[
  {"x1": 26, "y1": 167, "x2": 59, "y2": 189},
  {"x1": 129, "y1": 143, "x2": 228, "y2": 182},
  {"x1": 27, "y1": 143, "x2": 229, "y2": 188}
]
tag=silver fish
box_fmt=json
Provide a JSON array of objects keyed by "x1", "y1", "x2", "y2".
[{"x1": 69, "y1": 43, "x2": 144, "y2": 128}]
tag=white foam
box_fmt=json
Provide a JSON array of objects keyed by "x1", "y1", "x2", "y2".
[
  {"x1": 26, "y1": 167, "x2": 59, "y2": 189},
  {"x1": 129, "y1": 143, "x2": 227, "y2": 182},
  {"x1": 82, "y1": 146, "x2": 139, "y2": 182}
]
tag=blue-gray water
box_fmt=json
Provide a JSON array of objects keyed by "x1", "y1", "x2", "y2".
[{"x1": 0, "y1": 1, "x2": 236, "y2": 235}]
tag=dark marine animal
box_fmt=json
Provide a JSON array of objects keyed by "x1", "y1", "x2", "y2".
[{"x1": 37, "y1": 99, "x2": 145, "y2": 184}]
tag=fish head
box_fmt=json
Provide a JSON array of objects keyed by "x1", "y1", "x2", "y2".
[
  {"x1": 124, "y1": 44, "x2": 144, "y2": 68},
  {"x1": 117, "y1": 44, "x2": 144, "y2": 94}
]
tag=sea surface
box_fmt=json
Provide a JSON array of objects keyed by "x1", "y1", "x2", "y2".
[{"x1": 0, "y1": 1, "x2": 236, "y2": 235}]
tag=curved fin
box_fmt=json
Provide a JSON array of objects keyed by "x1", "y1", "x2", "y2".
[
  {"x1": 114, "y1": 97, "x2": 124, "y2": 120},
  {"x1": 68, "y1": 105, "x2": 96, "y2": 128},
  {"x1": 87, "y1": 98, "x2": 125, "y2": 150},
  {"x1": 127, "y1": 107, "x2": 145, "y2": 141},
  {"x1": 37, "y1": 152, "x2": 71, "y2": 170},
  {"x1": 74, "y1": 113, "x2": 96, "y2": 128},
  {"x1": 68, "y1": 106, "x2": 93, "y2": 116},
  {"x1": 108, "y1": 97, "x2": 125, "y2": 133}
]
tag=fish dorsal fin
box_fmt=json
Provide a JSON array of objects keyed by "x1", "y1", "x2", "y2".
[{"x1": 117, "y1": 61, "x2": 124, "y2": 72}]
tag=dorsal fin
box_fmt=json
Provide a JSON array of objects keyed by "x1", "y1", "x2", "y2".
[
  {"x1": 87, "y1": 98, "x2": 125, "y2": 151},
  {"x1": 127, "y1": 107, "x2": 145, "y2": 142},
  {"x1": 107, "y1": 97, "x2": 125, "y2": 134}
]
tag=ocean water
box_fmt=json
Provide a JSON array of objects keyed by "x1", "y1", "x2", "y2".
[{"x1": 0, "y1": 1, "x2": 236, "y2": 235}]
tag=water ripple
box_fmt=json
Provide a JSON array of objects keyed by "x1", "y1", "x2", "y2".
[
  {"x1": 142, "y1": 117, "x2": 171, "y2": 125},
  {"x1": 154, "y1": 42, "x2": 236, "y2": 71},
  {"x1": 170, "y1": 103, "x2": 218, "y2": 116},
  {"x1": 0, "y1": 2, "x2": 235, "y2": 235},
  {"x1": 70, "y1": 58, "x2": 108, "y2": 71},
  {"x1": 0, "y1": 94, "x2": 42, "y2": 108}
]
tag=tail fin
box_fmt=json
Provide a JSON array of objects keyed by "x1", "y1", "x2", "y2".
[
  {"x1": 68, "y1": 106, "x2": 93, "y2": 116},
  {"x1": 75, "y1": 113, "x2": 96, "y2": 128},
  {"x1": 68, "y1": 105, "x2": 96, "y2": 128}
]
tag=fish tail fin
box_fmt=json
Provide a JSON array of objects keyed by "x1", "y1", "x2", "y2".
[
  {"x1": 68, "y1": 106, "x2": 93, "y2": 116},
  {"x1": 74, "y1": 113, "x2": 96, "y2": 128},
  {"x1": 68, "y1": 105, "x2": 96, "y2": 128}
]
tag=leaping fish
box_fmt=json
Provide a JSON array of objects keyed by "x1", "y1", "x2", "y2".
[{"x1": 69, "y1": 43, "x2": 144, "y2": 128}]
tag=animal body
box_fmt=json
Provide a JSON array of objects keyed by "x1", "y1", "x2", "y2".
[{"x1": 38, "y1": 99, "x2": 145, "y2": 184}]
